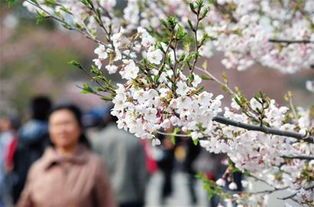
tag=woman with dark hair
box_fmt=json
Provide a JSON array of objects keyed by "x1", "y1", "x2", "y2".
[
  {"x1": 47, "y1": 104, "x2": 91, "y2": 149},
  {"x1": 17, "y1": 104, "x2": 116, "y2": 207}
]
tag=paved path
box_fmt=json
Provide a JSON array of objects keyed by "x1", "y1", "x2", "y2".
[
  {"x1": 144, "y1": 172, "x2": 299, "y2": 207},
  {"x1": 145, "y1": 172, "x2": 209, "y2": 207}
]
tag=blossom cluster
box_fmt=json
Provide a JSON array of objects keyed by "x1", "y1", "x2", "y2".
[
  {"x1": 201, "y1": 98, "x2": 313, "y2": 206},
  {"x1": 23, "y1": 0, "x2": 314, "y2": 73},
  {"x1": 203, "y1": 0, "x2": 314, "y2": 73},
  {"x1": 111, "y1": 73, "x2": 224, "y2": 144}
]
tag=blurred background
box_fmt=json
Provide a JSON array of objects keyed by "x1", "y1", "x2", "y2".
[
  {"x1": 1, "y1": 1, "x2": 102, "y2": 117},
  {"x1": 0, "y1": 2, "x2": 313, "y2": 207}
]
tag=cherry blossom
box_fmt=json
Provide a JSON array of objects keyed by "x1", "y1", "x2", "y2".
[
  {"x1": 229, "y1": 182, "x2": 238, "y2": 190},
  {"x1": 146, "y1": 49, "x2": 163, "y2": 65}
]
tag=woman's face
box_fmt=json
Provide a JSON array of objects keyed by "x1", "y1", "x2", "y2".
[{"x1": 49, "y1": 109, "x2": 81, "y2": 150}]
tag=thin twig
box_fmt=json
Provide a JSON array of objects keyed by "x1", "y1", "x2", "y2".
[
  {"x1": 279, "y1": 184, "x2": 314, "y2": 200},
  {"x1": 191, "y1": 8, "x2": 201, "y2": 73},
  {"x1": 250, "y1": 187, "x2": 288, "y2": 195},
  {"x1": 195, "y1": 66, "x2": 235, "y2": 95},
  {"x1": 156, "y1": 130, "x2": 190, "y2": 137}
]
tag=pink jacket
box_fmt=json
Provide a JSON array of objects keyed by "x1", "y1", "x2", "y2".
[{"x1": 17, "y1": 145, "x2": 117, "y2": 207}]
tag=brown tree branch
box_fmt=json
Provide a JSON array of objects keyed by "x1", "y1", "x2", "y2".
[
  {"x1": 269, "y1": 39, "x2": 314, "y2": 44},
  {"x1": 281, "y1": 155, "x2": 314, "y2": 160},
  {"x1": 157, "y1": 115, "x2": 314, "y2": 144},
  {"x1": 212, "y1": 115, "x2": 314, "y2": 144}
]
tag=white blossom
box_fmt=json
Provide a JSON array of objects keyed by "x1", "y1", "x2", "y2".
[
  {"x1": 105, "y1": 64, "x2": 118, "y2": 74},
  {"x1": 146, "y1": 49, "x2": 163, "y2": 65},
  {"x1": 229, "y1": 182, "x2": 238, "y2": 190},
  {"x1": 93, "y1": 59, "x2": 102, "y2": 69},
  {"x1": 120, "y1": 60, "x2": 139, "y2": 80},
  {"x1": 94, "y1": 44, "x2": 108, "y2": 60},
  {"x1": 216, "y1": 178, "x2": 226, "y2": 187}
]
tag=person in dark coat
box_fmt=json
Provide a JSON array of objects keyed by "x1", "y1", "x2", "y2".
[
  {"x1": 10, "y1": 96, "x2": 52, "y2": 204},
  {"x1": 155, "y1": 134, "x2": 176, "y2": 204},
  {"x1": 183, "y1": 139, "x2": 201, "y2": 205}
]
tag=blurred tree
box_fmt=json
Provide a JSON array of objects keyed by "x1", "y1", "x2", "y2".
[{"x1": 0, "y1": 4, "x2": 94, "y2": 116}]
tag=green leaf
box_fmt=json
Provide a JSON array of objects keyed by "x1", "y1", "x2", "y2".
[
  {"x1": 58, "y1": 6, "x2": 72, "y2": 14},
  {"x1": 193, "y1": 138, "x2": 199, "y2": 145},
  {"x1": 202, "y1": 61, "x2": 208, "y2": 69},
  {"x1": 196, "y1": 172, "x2": 225, "y2": 199},
  {"x1": 189, "y1": 2, "x2": 196, "y2": 14},
  {"x1": 169, "y1": 128, "x2": 180, "y2": 144},
  {"x1": 196, "y1": 0, "x2": 205, "y2": 8},
  {"x1": 80, "y1": 0, "x2": 93, "y2": 7},
  {"x1": 234, "y1": 96, "x2": 242, "y2": 107},
  {"x1": 81, "y1": 83, "x2": 94, "y2": 94},
  {"x1": 45, "y1": 0, "x2": 56, "y2": 6},
  {"x1": 167, "y1": 16, "x2": 178, "y2": 30},
  {"x1": 176, "y1": 25, "x2": 187, "y2": 39},
  {"x1": 222, "y1": 72, "x2": 228, "y2": 84},
  {"x1": 200, "y1": 74, "x2": 213, "y2": 80},
  {"x1": 6, "y1": 0, "x2": 17, "y2": 6},
  {"x1": 68, "y1": 60, "x2": 82, "y2": 68},
  {"x1": 188, "y1": 20, "x2": 194, "y2": 31},
  {"x1": 200, "y1": 8, "x2": 209, "y2": 20},
  {"x1": 310, "y1": 105, "x2": 314, "y2": 119},
  {"x1": 36, "y1": 11, "x2": 47, "y2": 24},
  {"x1": 101, "y1": 96, "x2": 113, "y2": 101}
]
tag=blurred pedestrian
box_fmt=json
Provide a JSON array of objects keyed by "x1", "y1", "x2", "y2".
[
  {"x1": 10, "y1": 96, "x2": 52, "y2": 204},
  {"x1": 141, "y1": 139, "x2": 158, "y2": 177},
  {"x1": 91, "y1": 110, "x2": 148, "y2": 207},
  {"x1": 155, "y1": 134, "x2": 176, "y2": 205},
  {"x1": 17, "y1": 104, "x2": 116, "y2": 207},
  {"x1": 0, "y1": 116, "x2": 18, "y2": 207},
  {"x1": 183, "y1": 139, "x2": 201, "y2": 205}
]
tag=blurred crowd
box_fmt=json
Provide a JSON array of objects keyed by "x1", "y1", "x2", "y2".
[{"x1": 0, "y1": 95, "x2": 243, "y2": 207}]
